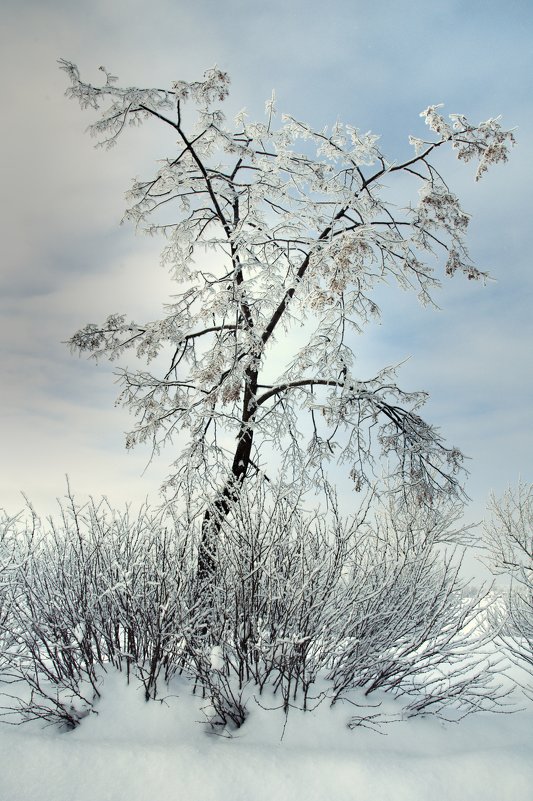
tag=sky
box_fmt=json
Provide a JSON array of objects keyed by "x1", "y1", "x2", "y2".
[{"x1": 1, "y1": 0, "x2": 532, "y2": 524}]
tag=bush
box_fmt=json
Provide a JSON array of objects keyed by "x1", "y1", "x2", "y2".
[
  {"x1": 0, "y1": 494, "x2": 198, "y2": 726},
  {"x1": 483, "y1": 483, "x2": 533, "y2": 699},
  {"x1": 0, "y1": 486, "x2": 510, "y2": 730},
  {"x1": 198, "y1": 486, "x2": 508, "y2": 725}
]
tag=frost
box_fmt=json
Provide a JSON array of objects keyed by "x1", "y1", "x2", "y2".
[
  {"x1": 61, "y1": 61, "x2": 514, "y2": 548},
  {"x1": 210, "y1": 645, "x2": 225, "y2": 671}
]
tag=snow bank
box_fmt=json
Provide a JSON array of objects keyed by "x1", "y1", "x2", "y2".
[{"x1": 0, "y1": 670, "x2": 531, "y2": 801}]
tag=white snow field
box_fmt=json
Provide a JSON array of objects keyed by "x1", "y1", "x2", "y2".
[{"x1": 0, "y1": 670, "x2": 531, "y2": 801}]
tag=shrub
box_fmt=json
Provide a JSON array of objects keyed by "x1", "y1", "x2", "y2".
[{"x1": 0, "y1": 486, "x2": 510, "y2": 730}]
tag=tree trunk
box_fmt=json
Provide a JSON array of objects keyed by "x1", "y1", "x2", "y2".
[{"x1": 197, "y1": 366, "x2": 258, "y2": 587}]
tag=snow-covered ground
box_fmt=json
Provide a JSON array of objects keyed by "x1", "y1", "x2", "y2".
[{"x1": 0, "y1": 670, "x2": 531, "y2": 801}]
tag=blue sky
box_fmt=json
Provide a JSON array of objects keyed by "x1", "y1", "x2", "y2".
[{"x1": 1, "y1": 0, "x2": 531, "y2": 519}]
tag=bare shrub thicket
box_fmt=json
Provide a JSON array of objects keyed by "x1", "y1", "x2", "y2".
[
  {"x1": 483, "y1": 483, "x2": 533, "y2": 698},
  {"x1": 0, "y1": 487, "x2": 509, "y2": 730},
  {"x1": 197, "y1": 485, "x2": 508, "y2": 727},
  {"x1": 0, "y1": 495, "x2": 198, "y2": 727}
]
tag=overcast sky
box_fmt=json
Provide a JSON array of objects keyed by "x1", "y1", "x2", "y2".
[{"x1": 1, "y1": 0, "x2": 531, "y2": 522}]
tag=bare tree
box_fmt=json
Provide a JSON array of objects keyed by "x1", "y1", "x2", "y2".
[
  {"x1": 483, "y1": 483, "x2": 533, "y2": 694},
  {"x1": 60, "y1": 61, "x2": 514, "y2": 582}
]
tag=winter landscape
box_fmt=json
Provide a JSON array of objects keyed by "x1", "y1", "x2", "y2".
[{"x1": 1, "y1": 1, "x2": 532, "y2": 799}]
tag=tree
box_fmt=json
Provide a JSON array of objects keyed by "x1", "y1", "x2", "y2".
[
  {"x1": 483, "y1": 483, "x2": 533, "y2": 694},
  {"x1": 60, "y1": 61, "x2": 514, "y2": 583}
]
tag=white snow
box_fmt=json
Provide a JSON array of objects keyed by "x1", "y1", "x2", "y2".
[
  {"x1": 210, "y1": 645, "x2": 225, "y2": 671},
  {"x1": 0, "y1": 669, "x2": 531, "y2": 801}
]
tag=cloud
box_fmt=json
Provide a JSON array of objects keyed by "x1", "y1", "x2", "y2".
[{"x1": 1, "y1": 0, "x2": 531, "y2": 518}]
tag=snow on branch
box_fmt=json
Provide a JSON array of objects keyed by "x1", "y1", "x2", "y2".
[{"x1": 61, "y1": 61, "x2": 515, "y2": 546}]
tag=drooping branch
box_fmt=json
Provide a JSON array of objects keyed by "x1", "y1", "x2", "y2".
[{"x1": 61, "y1": 61, "x2": 515, "y2": 587}]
